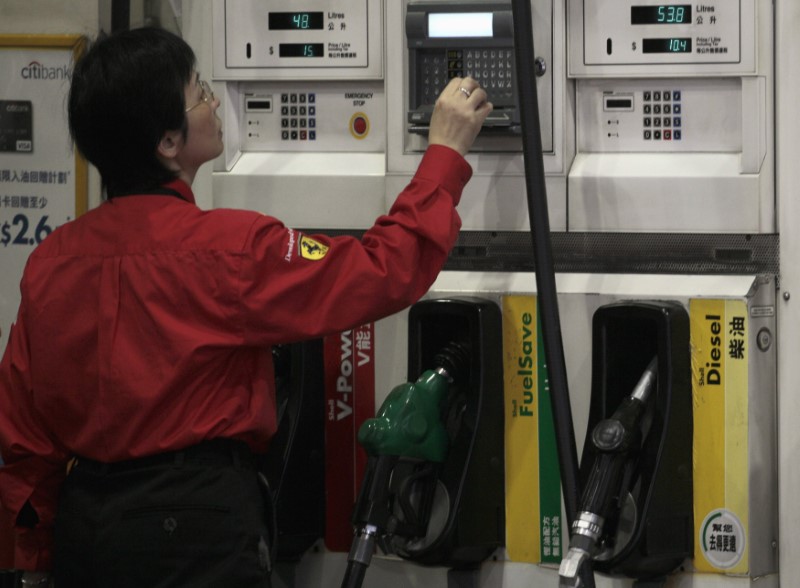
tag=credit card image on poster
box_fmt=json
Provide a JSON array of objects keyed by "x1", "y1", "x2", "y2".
[{"x1": 0, "y1": 100, "x2": 33, "y2": 153}]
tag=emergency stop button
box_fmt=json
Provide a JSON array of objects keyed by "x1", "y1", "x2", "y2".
[{"x1": 349, "y1": 112, "x2": 370, "y2": 140}]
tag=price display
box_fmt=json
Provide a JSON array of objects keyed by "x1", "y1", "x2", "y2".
[
  {"x1": 279, "y1": 43, "x2": 324, "y2": 58},
  {"x1": 631, "y1": 5, "x2": 691, "y2": 24},
  {"x1": 269, "y1": 12, "x2": 324, "y2": 30},
  {"x1": 643, "y1": 38, "x2": 692, "y2": 53},
  {"x1": 1, "y1": 213, "x2": 57, "y2": 247}
]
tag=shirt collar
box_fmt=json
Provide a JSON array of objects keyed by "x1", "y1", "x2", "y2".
[
  {"x1": 109, "y1": 179, "x2": 197, "y2": 204},
  {"x1": 162, "y1": 179, "x2": 196, "y2": 204}
]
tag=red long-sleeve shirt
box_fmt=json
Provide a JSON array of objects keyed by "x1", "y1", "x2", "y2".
[{"x1": 0, "y1": 145, "x2": 471, "y2": 570}]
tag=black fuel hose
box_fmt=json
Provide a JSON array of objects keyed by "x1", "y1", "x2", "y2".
[
  {"x1": 509, "y1": 2, "x2": 592, "y2": 586},
  {"x1": 341, "y1": 559, "x2": 368, "y2": 588}
]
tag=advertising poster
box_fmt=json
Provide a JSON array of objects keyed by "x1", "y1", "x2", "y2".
[
  {"x1": 0, "y1": 33, "x2": 87, "y2": 567},
  {"x1": 0, "y1": 35, "x2": 87, "y2": 355}
]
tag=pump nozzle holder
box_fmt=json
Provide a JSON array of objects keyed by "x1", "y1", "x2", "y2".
[
  {"x1": 560, "y1": 356, "x2": 659, "y2": 587},
  {"x1": 432, "y1": 340, "x2": 471, "y2": 384}
]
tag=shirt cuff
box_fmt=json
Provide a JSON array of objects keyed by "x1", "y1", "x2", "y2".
[
  {"x1": 415, "y1": 145, "x2": 473, "y2": 204},
  {"x1": 15, "y1": 525, "x2": 52, "y2": 572}
]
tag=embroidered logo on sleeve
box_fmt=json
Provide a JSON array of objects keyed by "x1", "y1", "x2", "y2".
[
  {"x1": 299, "y1": 235, "x2": 330, "y2": 260},
  {"x1": 284, "y1": 229, "x2": 296, "y2": 262}
]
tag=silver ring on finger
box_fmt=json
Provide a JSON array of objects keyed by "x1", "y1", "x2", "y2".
[{"x1": 459, "y1": 87, "x2": 471, "y2": 98}]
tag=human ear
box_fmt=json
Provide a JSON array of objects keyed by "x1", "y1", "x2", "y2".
[{"x1": 157, "y1": 129, "x2": 183, "y2": 161}]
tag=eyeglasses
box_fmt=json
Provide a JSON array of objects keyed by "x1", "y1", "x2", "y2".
[{"x1": 185, "y1": 80, "x2": 214, "y2": 113}]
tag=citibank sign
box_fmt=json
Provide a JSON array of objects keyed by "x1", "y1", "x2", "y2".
[{"x1": 21, "y1": 61, "x2": 69, "y2": 81}]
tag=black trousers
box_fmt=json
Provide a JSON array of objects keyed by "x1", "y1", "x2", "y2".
[{"x1": 54, "y1": 439, "x2": 273, "y2": 588}]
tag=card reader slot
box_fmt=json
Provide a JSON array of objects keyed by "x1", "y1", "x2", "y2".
[{"x1": 408, "y1": 106, "x2": 519, "y2": 135}]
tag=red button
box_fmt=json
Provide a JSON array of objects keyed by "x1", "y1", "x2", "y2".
[{"x1": 353, "y1": 116, "x2": 367, "y2": 136}]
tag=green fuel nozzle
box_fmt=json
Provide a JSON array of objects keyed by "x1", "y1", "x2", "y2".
[
  {"x1": 357, "y1": 341, "x2": 470, "y2": 462},
  {"x1": 357, "y1": 369, "x2": 449, "y2": 462}
]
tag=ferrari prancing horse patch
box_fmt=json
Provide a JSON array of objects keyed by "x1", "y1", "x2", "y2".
[{"x1": 299, "y1": 235, "x2": 330, "y2": 260}]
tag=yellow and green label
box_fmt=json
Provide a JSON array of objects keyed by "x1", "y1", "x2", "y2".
[
  {"x1": 502, "y1": 295, "x2": 562, "y2": 564},
  {"x1": 690, "y1": 299, "x2": 749, "y2": 573}
]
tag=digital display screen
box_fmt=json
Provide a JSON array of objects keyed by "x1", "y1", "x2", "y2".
[
  {"x1": 279, "y1": 43, "x2": 324, "y2": 58},
  {"x1": 428, "y1": 12, "x2": 493, "y2": 38},
  {"x1": 631, "y1": 5, "x2": 691, "y2": 24},
  {"x1": 269, "y1": 12, "x2": 324, "y2": 30},
  {"x1": 642, "y1": 38, "x2": 692, "y2": 53}
]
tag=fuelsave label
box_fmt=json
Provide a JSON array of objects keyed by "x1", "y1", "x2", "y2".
[
  {"x1": 690, "y1": 299, "x2": 749, "y2": 573},
  {"x1": 323, "y1": 323, "x2": 375, "y2": 552},
  {"x1": 502, "y1": 296, "x2": 562, "y2": 564}
]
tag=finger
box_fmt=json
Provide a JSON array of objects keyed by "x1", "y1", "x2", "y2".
[
  {"x1": 477, "y1": 100, "x2": 494, "y2": 117},
  {"x1": 458, "y1": 86, "x2": 473, "y2": 99},
  {"x1": 467, "y1": 86, "x2": 488, "y2": 105},
  {"x1": 459, "y1": 77, "x2": 481, "y2": 94},
  {"x1": 445, "y1": 76, "x2": 465, "y2": 95},
  {"x1": 454, "y1": 80, "x2": 476, "y2": 100},
  {"x1": 460, "y1": 76, "x2": 478, "y2": 89}
]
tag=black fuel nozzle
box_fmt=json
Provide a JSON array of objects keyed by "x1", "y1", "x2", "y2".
[{"x1": 559, "y1": 357, "x2": 658, "y2": 588}]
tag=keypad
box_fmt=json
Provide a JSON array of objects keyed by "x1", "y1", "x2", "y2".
[
  {"x1": 280, "y1": 93, "x2": 317, "y2": 141},
  {"x1": 419, "y1": 48, "x2": 515, "y2": 107},
  {"x1": 642, "y1": 88, "x2": 682, "y2": 141}
]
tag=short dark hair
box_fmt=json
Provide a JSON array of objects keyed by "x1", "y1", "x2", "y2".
[{"x1": 68, "y1": 27, "x2": 196, "y2": 197}]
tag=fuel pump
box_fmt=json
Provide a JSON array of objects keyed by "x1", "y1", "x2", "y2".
[
  {"x1": 342, "y1": 297, "x2": 505, "y2": 587},
  {"x1": 560, "y1": 301, "x2": 693, "y2": 586}
]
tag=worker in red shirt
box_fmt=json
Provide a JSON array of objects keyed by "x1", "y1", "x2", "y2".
[{"x1": 0, "y1": 27, "x2": 491, "y2": 588}]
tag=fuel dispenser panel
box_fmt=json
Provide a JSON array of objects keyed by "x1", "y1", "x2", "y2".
[
  {"x1": 208, "y1": 0, "x2": 387, "y2": 229},
  {"x1": 576, "y1": 0, "x2": 748, "y2": 69},
  {"x1": 189, "y1": 1, "x2": 784, "y2": 585},
  {"x1": 566, "y1": 0, "x2": 773, "y2": 234},
  {"x1": 578, "y1": 78, "x2": 741, "y2": 152},
  {"x1": 385, "y1": 0, "x2": 568, "y2": 233},
  {"x1": 239, "y1": 81, "x2": 385, "y2": 152},
  {"x1": 213, "y1": 0, "x2": 383, "y2": 80}
]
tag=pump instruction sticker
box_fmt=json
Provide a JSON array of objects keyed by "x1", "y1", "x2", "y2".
[
  {"x1": 502, "y1": 296, "x2": 562, "y2": 564},
  {"x1": 690, "y1": 299, "x2": 749, "y2": 573}
]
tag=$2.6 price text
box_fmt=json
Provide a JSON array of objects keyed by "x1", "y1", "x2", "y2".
[{"x1": 1, "y1": 213, "x2": 62, "y2": 247}]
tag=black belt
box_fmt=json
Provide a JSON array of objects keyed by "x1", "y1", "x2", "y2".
[{"x1": 73, "y1": 438, "x2": 255, "y2": 475}]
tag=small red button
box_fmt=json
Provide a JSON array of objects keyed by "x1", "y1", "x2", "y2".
[{"x1": 353, "y1": 116, "x2": 367, "y2": 136}]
